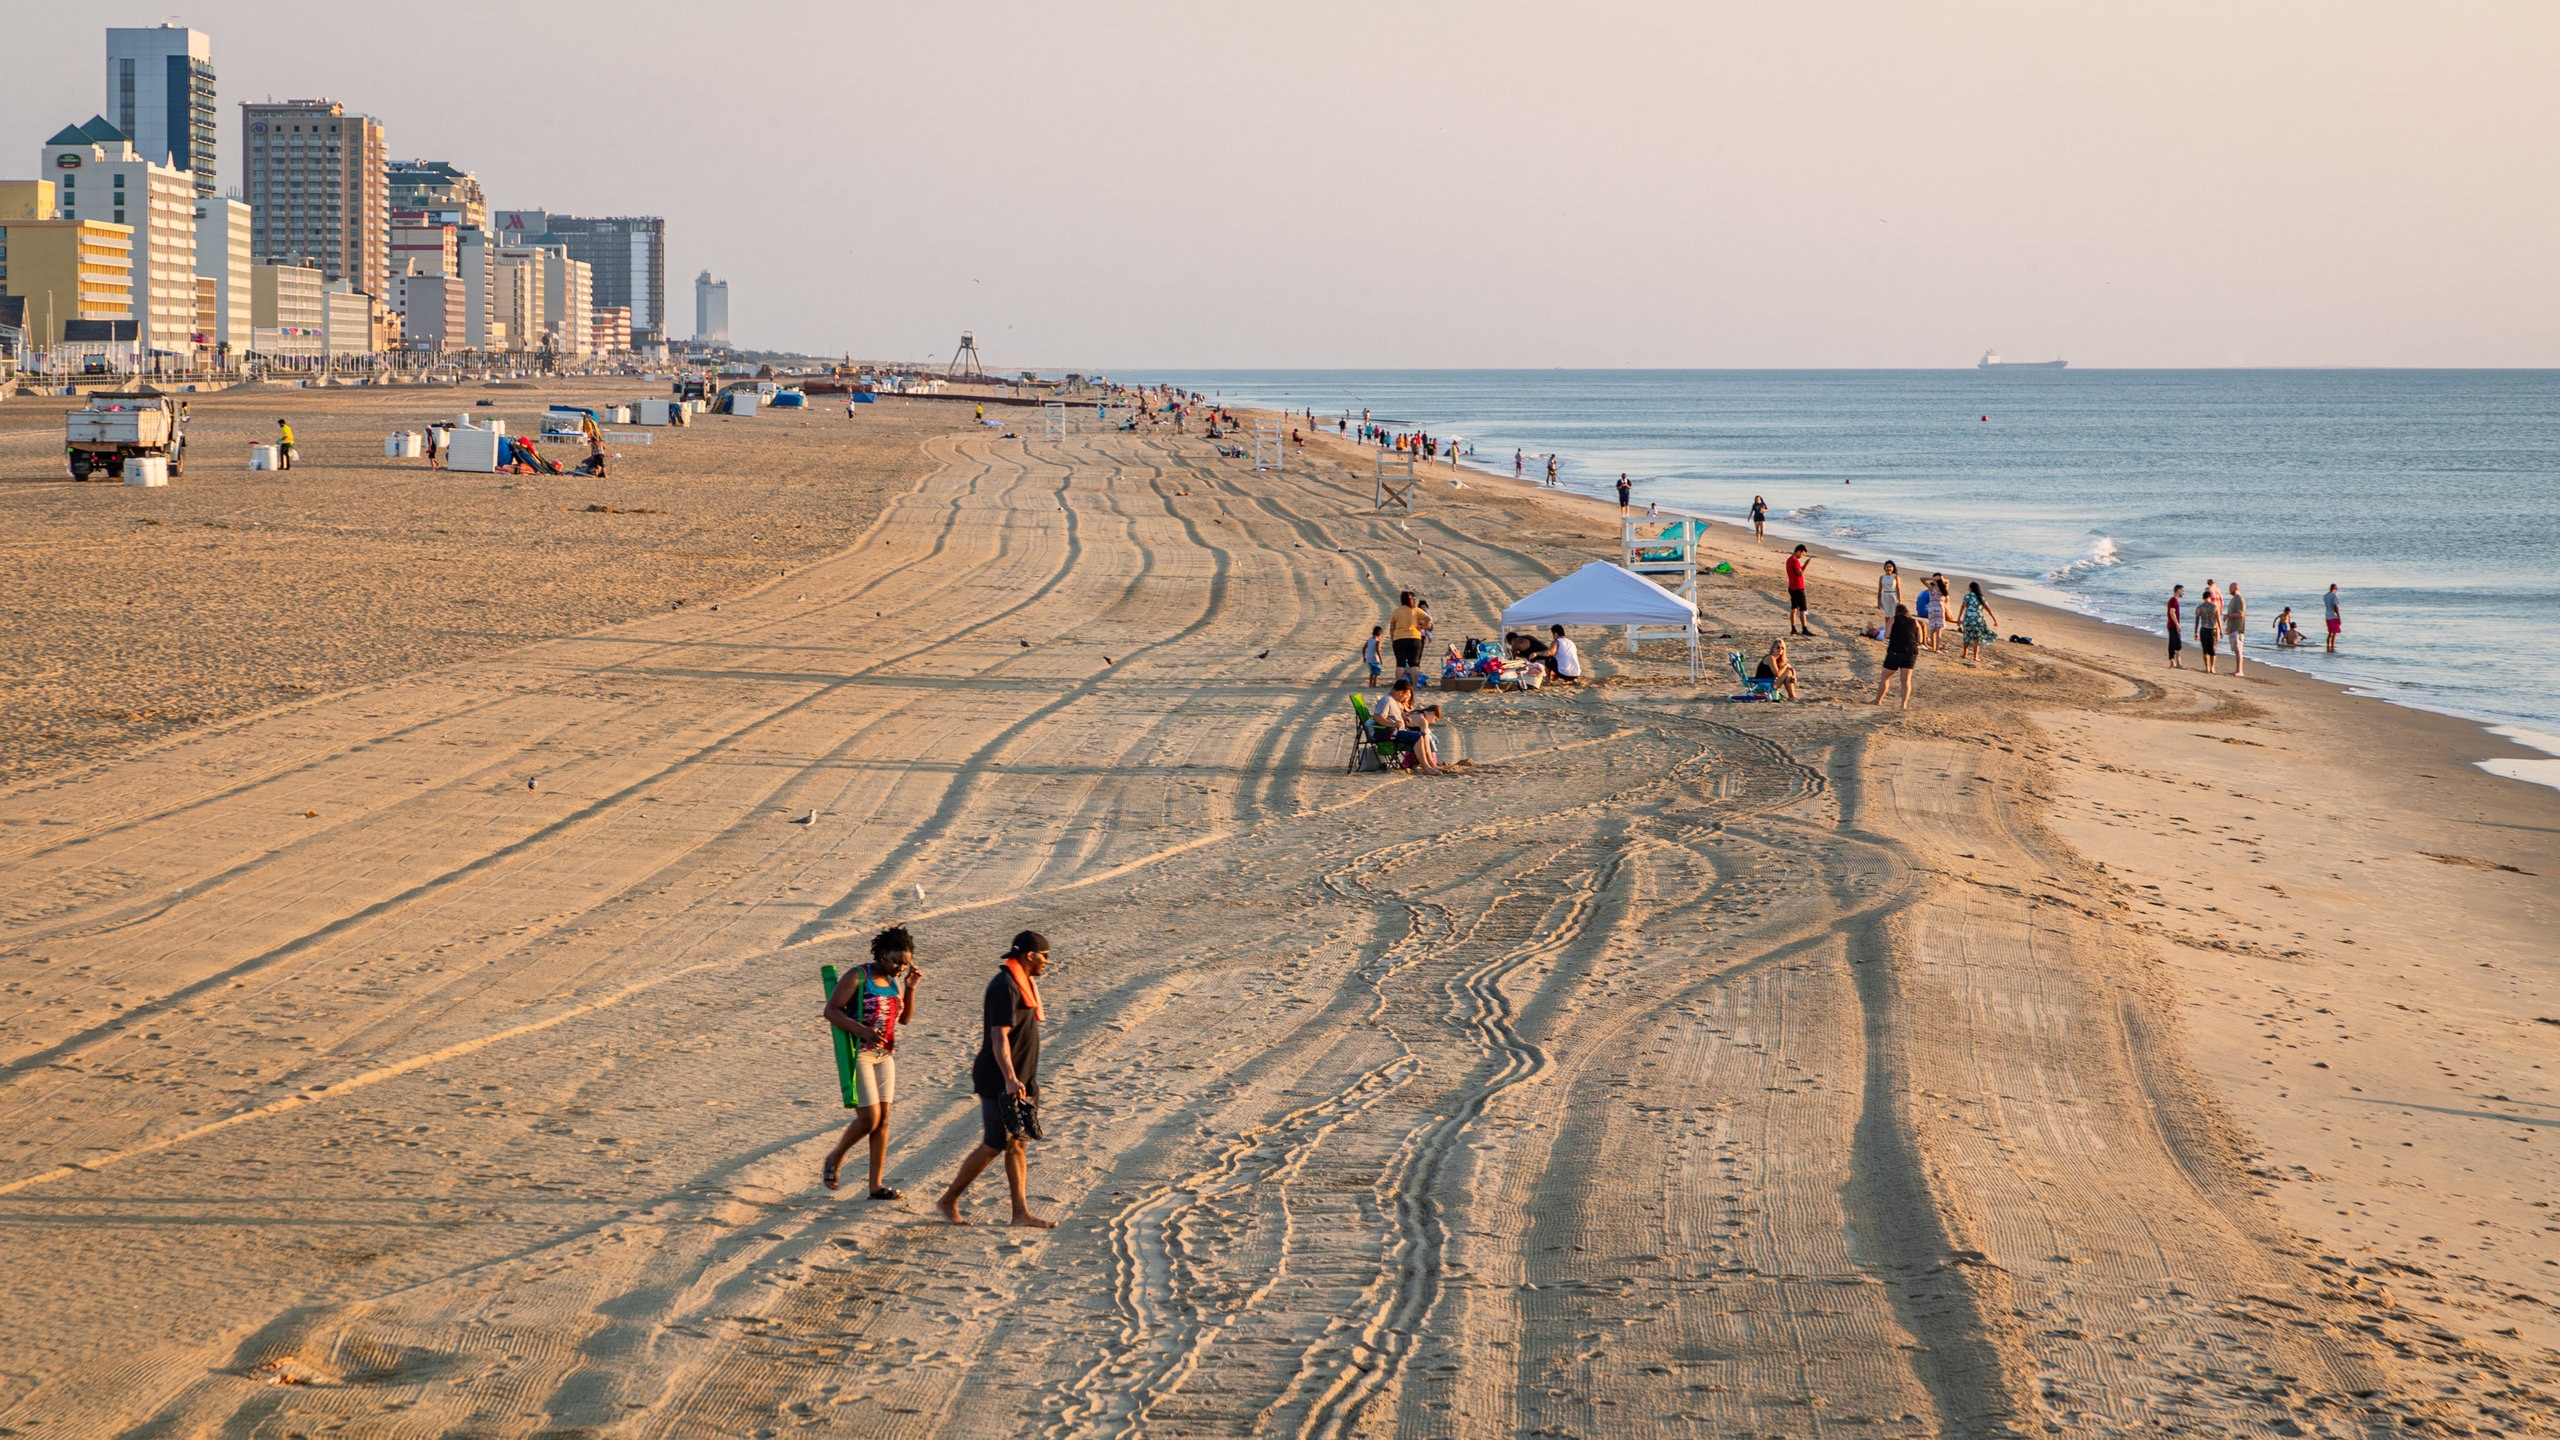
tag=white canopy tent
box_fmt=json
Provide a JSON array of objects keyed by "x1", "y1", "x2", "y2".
[{"x1": 1500, "y1": 561, "x2": 1701, "y2": 681}]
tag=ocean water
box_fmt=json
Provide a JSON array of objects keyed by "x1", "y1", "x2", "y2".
[{"x1": 1121, "y1": 369, "x2": 2560, "y2": 749}]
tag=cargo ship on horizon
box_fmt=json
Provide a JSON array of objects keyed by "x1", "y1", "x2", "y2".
[{"x1": 1979, "y1": 349, "x2": 2067, "y2": 370}]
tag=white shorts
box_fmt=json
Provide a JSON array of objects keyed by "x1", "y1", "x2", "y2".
[{"x1": 855, "y1": 1051, "x2": 895, "y2": 1108}]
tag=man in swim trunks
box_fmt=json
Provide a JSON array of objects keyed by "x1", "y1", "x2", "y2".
[
  {"x1": 2325, "y1": 584, "x2": 2342, "y2": 652},
  {"x1": 1785, "y1": 545, "x2": 1813, "y2": 636},
  {"x1": 938, "y1": 931, "x2": 1056, "y2": 1228},
  {"x1": 2166, "y1": 585, "x2": 2185, "y2": 668}
]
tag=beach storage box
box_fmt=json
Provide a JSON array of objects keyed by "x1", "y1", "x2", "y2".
[
  {"x1": 637, "y1": 399, "x2": 673, "y2": 426},
  {"x1": 446, "y1": 427, "x2": 503, "y2": 473},
  {"x1": 385, "y1": 431, "x2": 422, "y2": 458},
  {"x1": 124, "y1": 456, "x2": 169, "y2": 487},
  {"x1": 249, "y1": 444, "x2": 279, "y2": 470},
  {"x1": 459, "y1": 414, "x2": 504, "y2": 435},
  {"x1": 730, "y1": 393, "x2": 759, "y2": 417},
  {"x1": 606, "y1": 405, "x2": 632, "y2": 424}
]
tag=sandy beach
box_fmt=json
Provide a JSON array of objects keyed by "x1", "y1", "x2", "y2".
[{"x1": 1, "y1": 390, "x2": 2553, "y2": 1436}]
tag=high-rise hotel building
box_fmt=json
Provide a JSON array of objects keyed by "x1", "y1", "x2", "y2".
[
  {"x1": 241, "y1": 99, "x2": 387, "y2": 300},
  {"x1": 105, "y1": 26, "x2": 216, "y2": 198}
]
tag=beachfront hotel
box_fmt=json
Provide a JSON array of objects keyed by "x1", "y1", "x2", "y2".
[
  {"x1": 241, "y1": 99, "x2": 388, "y2": 302},
  {"x1": 39, "y1": 119, "x2": 197, "y2": 355}
]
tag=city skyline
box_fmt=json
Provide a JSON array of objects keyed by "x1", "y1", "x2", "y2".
[{"x1": 3, "y1": 3, "x2": 2557, "y2": 366}]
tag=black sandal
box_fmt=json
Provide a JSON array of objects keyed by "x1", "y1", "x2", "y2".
[
  {"x1": 822, "y1": 1156, "x2": 842, "y2": 1191},
  {"x1": 869, "y1": 1186, "x2": 903, "y2": 1201}
]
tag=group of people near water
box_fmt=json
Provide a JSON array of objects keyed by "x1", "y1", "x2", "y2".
[
  {"x1": 2164, "y1": 580, "x2": 2340, "y2": 672},
  {"x1": 820, "y1": 926, "x2": 1058, "y2": 1228}
]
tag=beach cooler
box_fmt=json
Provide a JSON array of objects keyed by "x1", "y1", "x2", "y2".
[
  {"x1": 385, "y1": 431, "x2": 422, "y2": 458},
  {"x1": 606, "y1": 405, "x2": 632, "y2": 424},
  {"x1": 249, "y1": 444, "x2": 279, "y2": 470},
  {"x1": 124, "y1": 456, "x2": 169, "y2": 487},
  {"x1": 445, "y1": 427, "x2": 503, "y2": 473}
]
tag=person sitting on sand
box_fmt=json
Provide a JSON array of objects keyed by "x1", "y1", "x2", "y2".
[
  {"x1": 822, "y1": 926, "x2": 922, "y2": 1199},
  {"x1": 1755, "y1": 639, "x2": 1799, "y2": 700},
  {"x1": 1375, "y1": 681, "x2": 1449, "y2": 774},
  {"x1": 938, "y1": 931, "x2": 1056, "y2": 1228}
]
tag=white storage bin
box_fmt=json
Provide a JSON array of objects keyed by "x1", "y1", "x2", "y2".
[
  {"x1": 125, "y1": 456, "x2": 169, "y2": 487},
  {"x1": 385, "y1": 431, "x2": 422, "y2": 458},
  {"x1": 249, "y1": 444, "x2": 279, "y2": 470},
  {"x1": 446, "y1": 427, "x2": 503, "y2": 473}
]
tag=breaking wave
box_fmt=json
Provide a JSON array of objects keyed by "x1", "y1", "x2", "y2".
[{"x1": 2043, "y1": 536, "x2": 2123, "y2": 584}]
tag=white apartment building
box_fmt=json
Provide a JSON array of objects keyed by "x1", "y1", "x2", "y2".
[
  {"x1": 457, "y1": 227, "x2": 493, "y2": 349},
  {"x1": 321, "y1": 282, "x2": 374, "y2": 358},
  {"x1": 492, "y1": 249, "x2": 542, "y2": 353},
  {"x1": 193, "y1": 195, "x2": 250, "y2": 356},
  {"x1": 541, "y1": 247, "x2": 592, "y2": 358},
  {"x1": 42, "y1": 118, "x2": 198, "y2": 356},
  {"x1": 392, "y1": 267, "x2": 462, "y2": 351},
  {"x1": 252, "y1": 261, "x2": 323, "y2": 358}
]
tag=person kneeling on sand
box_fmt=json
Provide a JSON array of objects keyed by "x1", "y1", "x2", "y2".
[
  {"x1": 822, "y1": 925, "x2": 922, "y2": 1199},
  {"x1": 939, "y1": 932, "x2": 1056, "y2": 1228},
  {"x1": 1756, "y1": 639, "x2": 1799, "y2": 700},
  {"x1": 1376, "y1": 681, "x2": 1449, "y2": 774}
]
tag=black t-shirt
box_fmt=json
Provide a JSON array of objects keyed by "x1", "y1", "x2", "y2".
[{"x1": 971, "y1": 967, "x2": 1041, "y2": 1096}]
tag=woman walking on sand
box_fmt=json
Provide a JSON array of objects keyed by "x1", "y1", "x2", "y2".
[
  {"x1": 1750, "y1": 495, "x2": 1768, "y2": 543},
  {"x1": 821, "y1": 926, "x2": 922, "y2": 1199},
  {"x1": 1958, "y1": 580, "x2": 1999, "y2": 663},
  {"x1": 1876, "y1": 562, "x2": 1901, "y2": 638},
  {"x1": 1874, "y1": 604, "x2": 1921, "y2": 708}
]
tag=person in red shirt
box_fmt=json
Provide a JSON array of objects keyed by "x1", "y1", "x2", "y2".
[{"x1": 1785, "y1": 545, "x2": 1814, "y2": 636}]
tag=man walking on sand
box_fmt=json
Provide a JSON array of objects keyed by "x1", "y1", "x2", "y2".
[
  {"x1": 2325, "y1": 584, "x2": 2342, "y2": 652},
  {"x1": 1616, "y1": 474, "x2": 1632, "y2": 514},
  {"x1": 1785, "y1": 544, "x2": 1813, "y2": 636},
  {"x1": 2166, "y1": 584, "x2": 2186, "y2": 669},
  {"x1": 938, "y1": 931, "x2": 1056, "y2": 1229}
]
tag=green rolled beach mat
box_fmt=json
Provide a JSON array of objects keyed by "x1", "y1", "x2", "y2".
[{"x1": 820, "y1": 964, "x2": 857, "y2": 1108}]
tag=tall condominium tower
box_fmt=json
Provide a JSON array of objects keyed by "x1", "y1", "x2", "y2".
[
  {"x1": 694, "y1": 270, "x2": 728, "y2": 346},
  {"x1": 105, "y1": 26, "x2": 216, "y2": 197},
  {"x1": 527, "y1": 216, "x2": 666, "y2": 346},
  {"x1": 241, "y1": 99, "x2": 387, "y2": 299}
]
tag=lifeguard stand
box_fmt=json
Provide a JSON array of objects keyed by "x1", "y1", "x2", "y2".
[
  {"x1": 1252, "y1": 422, "x2": 1284, "y2": 472},
  {"x1": 1622, "y1": 510, "x2": 1706, "y2": 652},
  {"x1": 1374, "y1": 451, "x2": 1417, "y2": 512},
  {"x1": 1042, "y1": 401, "x2": 1067, "y2": 442},
  {"x1": 949, "y1": 332, "x2": 986, "y2": 380}
]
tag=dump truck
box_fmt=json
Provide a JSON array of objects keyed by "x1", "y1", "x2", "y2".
[{"x1": 65, "y1": 393, "x2": 185, "y2": 480}]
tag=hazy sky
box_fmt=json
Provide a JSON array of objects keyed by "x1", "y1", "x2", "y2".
[{"x1": 8, "y1": 2, "x2": 2554, "y2": 368}]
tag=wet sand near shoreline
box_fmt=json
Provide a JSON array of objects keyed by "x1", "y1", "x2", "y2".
[{"x1": 0, "y1": 397, "x2": 2552, "y2": 1435}]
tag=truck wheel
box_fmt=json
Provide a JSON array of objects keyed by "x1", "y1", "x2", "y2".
[
  {"x1": 69, "y1": 456, "x2": 92, "y2": 481},
  {"x1": 106, "y1": 456, "x2": 125, "y2": 479},
  {"x1": 169, "y1": 453, "x2": 184, "y2": 477}
]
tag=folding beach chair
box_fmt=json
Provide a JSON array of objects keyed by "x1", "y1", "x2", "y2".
[
  {"x1": 1728, "y1": 650, "x2": 1778, "y2": 702},
  {"x1": 1346, "y1": 693, "x2": 1414, "y2": 773}
]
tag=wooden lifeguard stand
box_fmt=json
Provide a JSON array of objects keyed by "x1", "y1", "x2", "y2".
[
  {"x1": 1252, "y1": 422, "x2": 1284, "y2": 472},
  {"x1": 1621, "y1": 509, "x2": 1708, "y2": 652},
  {"x1": 1374, "y1": 451, "x2": 1416, "y2": 512}
]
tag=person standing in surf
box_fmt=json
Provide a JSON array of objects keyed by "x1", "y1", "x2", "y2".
[
  {"x1": 2325, "y1": 584, "x2": 2343, "y2": 652},
  {"x1": 821, "y1": 926, "x2": 922, "y2": 1199},
  {"x1": 2196, "y1": 580, "x2": 2224, "y2": 676},
  {"x1": 938, "y1": 931, "x2": 1057, "y2": 1228},
  {"x1": 2166, "y1": 584, "x2": 2186, "y2": 669}
]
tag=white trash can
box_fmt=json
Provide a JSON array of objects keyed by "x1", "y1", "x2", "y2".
[
  {"x1": 125, "y1": 456, "x2": 169, "y2": 487},
  {"x1": 250, "y1": 444, "x2": 279, "y2": 470},
  {"x1": 445, "y1": 426, "x2": 503, "y2": 473},
  {"x1": 385, "y1": 431, "x2": 422, "y2": 458}
]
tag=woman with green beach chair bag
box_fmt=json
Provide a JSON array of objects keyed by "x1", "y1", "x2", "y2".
[{"x1": 820, "y1": 926, "x2": 923, "y2": 1199}]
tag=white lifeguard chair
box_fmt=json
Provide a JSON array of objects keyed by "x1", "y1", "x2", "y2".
[
  {"x1": 1621, "y1": 509, "x2": 1708, "y2": 653},
  {"x1": 1252, "y1": 421, "x2": 1284, "y2": 472},
  {"x1": 1375, "y1": 451, "x2": 1416, "y2": 512},
  {"x1": 1042, "y1": 401, "x2": 1067, "y2": 442}
]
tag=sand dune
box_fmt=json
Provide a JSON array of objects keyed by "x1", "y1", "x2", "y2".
[{"x1": 0, "y1": 395, "x2": 2551, "y2": 1435}]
